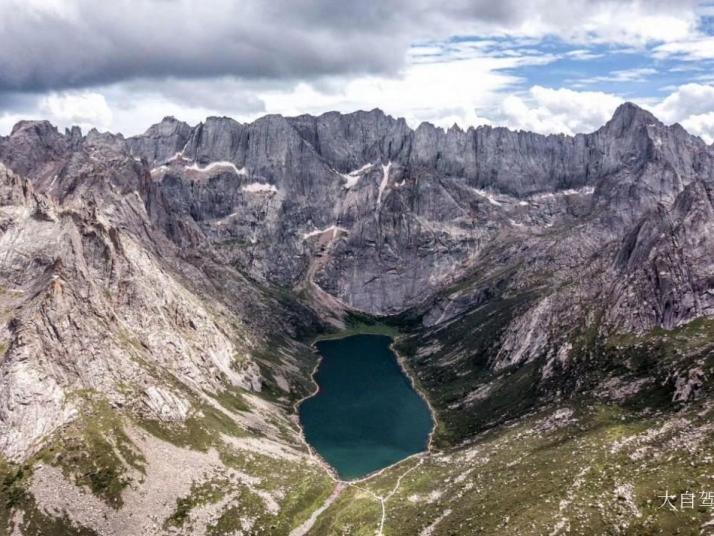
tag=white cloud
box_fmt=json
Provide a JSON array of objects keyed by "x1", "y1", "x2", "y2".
[
  {"x1": 493, "y1": 86, "x2": 624, "y2": 135},
  {"x1": 650, "y1": 83, "x2": 714, "y2": 142},
  {"x1": 39, "y1": 91, "x2": 112, "y2": 132},
  {"x1": 257, "y1": 53, "x2": 553, "y2": 130},
  {"x1": 0, "y1": 113, "x2": 27, "y2": 135},
  {"x1": 0, "y1": 0, "x2": 703, "y2": 93},
  {"x1": 491, "y1": 82, "x2": 714, "y2": 142},
  {"x1": 582, "y1": 5, "x2": 696, "y2": 45},
  {"x1": 36, "y1": 54, "x2": 523, "y2": 136},
  {"x1": 680, "y1": 112, "x2": 714, "y2": 143},
  {"x1": 651, "y1": 83, "x2": 714, "y2": 121},
  {"x1": 572, "y1": 67, "x2": 658, "y2": 87},
  {"x1": 488, "y1": 82, "x2": 714, "y2": 142},
  {"x1": 0, "y1": 41, "x2": 553, "y2": 136},
  {"x1": 5, "y1": 81, "x2": 714, "y2": 145},
  {"x1": 565, "y1": 49, "x2": 605, "y2": 60},
  {"x1": 651, "y1": 1, "x2": 714, "y2": 63},
  {"x1": 0, "y1": 91, "x2": 113, "y2": 136},
  {"x1": 653, "y1": 35, "x2": 714, "y2": 60},
  {"x1": 0, "y1": 0, "x2": 708, "y2": 139},
  {"x1": 5, "y1": 51, "x2": 525, "y2": 136},
  {"x1": 489, "y1": 0, "x2": 698, "y2": 46}
]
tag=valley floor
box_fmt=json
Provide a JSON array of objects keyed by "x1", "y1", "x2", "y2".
[
  {"x1": 3, "y1": 338, "x2": 713, "y2": 535},
  {"x1": 310, "y1": 400, "x2": 714, "y2": 535}
]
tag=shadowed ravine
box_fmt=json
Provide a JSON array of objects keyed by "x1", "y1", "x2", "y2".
[{"x1": 299, "y1": 334, "x2": 434, "y2": 480}]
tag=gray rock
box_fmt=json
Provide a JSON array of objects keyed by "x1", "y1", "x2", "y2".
[{"x1": 0, "y1": 101, "x2": 713, "y2": 462}]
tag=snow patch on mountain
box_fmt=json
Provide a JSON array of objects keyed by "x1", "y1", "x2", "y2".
[
  {"x1": 528, "y1": 186, "x2": 595, "y2": 201},
  {"x1": 242, "y1": 182, "x2": 277, "y2": 194},
  {"x1": 471, "y1": 188, "x2": 503, "y2": 206},
  {"x1": 187, "y1": 161, "x2": 247, "y2": 175},
  {"x1": 301, "y1": 225, "x2": 348, "y2": 240},
  {"x1": 340, "y1": 163, "x2": 373, "y2": 189},
  {"x1": 377, "y1": 161, "x2": 392, "y2": 207}
]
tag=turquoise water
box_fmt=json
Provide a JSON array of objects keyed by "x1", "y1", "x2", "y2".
[{"x1": 299, "y1": 334, "x2": 433, "y2": 480}]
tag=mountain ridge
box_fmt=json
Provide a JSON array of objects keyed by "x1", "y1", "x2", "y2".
[{"x1": 0, "y1": 101, "x2": 713, "y2": 534}]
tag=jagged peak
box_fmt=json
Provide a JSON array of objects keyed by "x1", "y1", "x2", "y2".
[
  {"x1": 673, "y1": 179, "x2": 714, "y2": 217},
  {"x1": 8, "y1": 104, "x2": 702, "y2": 157},
  {"x1": 141, "y1": 115, "x2": 193, "y2": 137},
  {"x1": 251, "y1": 113, "x2": 294, "y2": 129},
  {"x1": 85, "y1": 127, "x2": 123, "y2": 140},
  {"x1": 203, "y1": 115, "x2": 242, "y2": 126},
  {"x1": 343, "y1": 108, "x2": 407, "y2": 127},
  {"x1": 311, "y1": 108, "x2": 393, "y2": 124},
  {"x1": 10, "y1": 119, "x2": 58, "y2": 137},
  {"x1": 606, "y1": 102, "x2": 661, "y2": 132},
  {"x1": 351, "y1": 107, "x2": 388, "y2": 118},
  {"x1": 415, "y1": 120, "x2": 439, "y2": 131},
  {"x1": 0, "y1": 162, "x2": 34, "y2": 203},
  {"x1": 64, "y1": 125, "x2": 83, "y2": 138}
]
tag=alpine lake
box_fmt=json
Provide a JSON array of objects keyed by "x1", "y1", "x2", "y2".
[{"x1": 299, "y1": 334, "x2": 433, "y2": 480}]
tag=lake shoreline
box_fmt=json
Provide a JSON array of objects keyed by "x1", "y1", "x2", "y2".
[
  {"x1": 296, "y1": 329, "x2": 438, "y2": 484},
  {"x1": 390, "y1": 341, "x2": 440, "y2": 453}
]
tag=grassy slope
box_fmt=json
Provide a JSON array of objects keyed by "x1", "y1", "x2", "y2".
[
  {"x1": 302, "y1": 307, "x2": 714, "y2": 535},
  {"x1": 311, "y1": 400, "x2": 714, "y2": 535},
  {"x1": 393, "y1": 289, "x2": 541, "y2": 447},
  {"x1": 0, "y1": 387, "x2": 335, "y2": 536},
  {"x1": 2, "y1": 272, "x2": 714, "y2": 534}
]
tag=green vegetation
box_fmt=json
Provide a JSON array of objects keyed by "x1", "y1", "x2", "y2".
[
  {"x1": 249, "y1": 332, "x2": 321, "y2": 404},
  {"x1": 314, "y1": 312, "x2": 401, "y2": 343},
  {"x1": 161, "y1": 447, "x2": 333, "y2": 535},
  {"x1": 38, "y1": 395, "x2": 145, "y2": 508},
  {"x1": 394, "y1": 289, "x2": 538, "y2": 447},
  {"x1": 310, "y1": 489, "x2": 382, "y2": 535},
  {"x1": 0, "y1": 437, "x2": 102, "y2": 536},
  {"x1": 2, "y1": 272, "x2": 712, "y2": 535},
  {"x1": 0, "y1": 458, "x2": 27, "y2": 529},
  {"x1": 213, "y1": 387, "x2": 251, "y2": 413},
  {"x1": 166, "y1": 478, "x2": 230, "y2": 527},
  {"x1": 14, "y1": 497, "x2": 99, "y2": 536},
  {"x1": 309, "y1": 401, "x2": 714, "y2": 535},
  {"x1": 137, "y1": 399, "x2": 248, "y2": 452},
  {"x1": 218, "y1": 449, "x2": 334, "y2": 534}
]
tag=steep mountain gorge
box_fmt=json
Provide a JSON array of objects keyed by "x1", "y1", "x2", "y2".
[{"x1": 0, "y1": 103, "x2": 713, "y2": 535}]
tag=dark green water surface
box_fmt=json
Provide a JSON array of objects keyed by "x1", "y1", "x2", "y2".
[{"x1": 299, "y1": 334, "x2": 433, "y2": 480}]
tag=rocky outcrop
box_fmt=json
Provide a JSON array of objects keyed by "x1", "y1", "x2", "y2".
[
  {"x1": 0, "y1": 102, "x2": 713, "y2": 534},
  {"x1": 611, "y1": 179, "x2": 714, "y2": 331},
  {"x1": 0, "y1": 151, "x2": 319, "y2": 460},
  {"x1": 0, "y1": 102, "x2": 712, "y2": 460},
  {"x1": 125, "y1": 116, "x2": 192, "y2": 165},
  {"x1": 111, "y1": 103, "x2": 714, "y2": 315}
]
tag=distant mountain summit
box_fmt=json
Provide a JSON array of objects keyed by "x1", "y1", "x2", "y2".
[{"x1": 0, "y1": 103, "x2": 712, "y2": 534}]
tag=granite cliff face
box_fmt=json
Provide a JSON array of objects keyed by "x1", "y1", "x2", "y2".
[
  {"x1": 1, "y1": 101, "x2": 713, "y2": 446},
  {"x1": 121, "y1": 103, "x2": 714, "y2": 317},
  {"x1": 0, "y1": 103, "x2": 713, "y2": 534},
  {"x1": 0, "y1": 146, "x2": 319, "y2": 459}
]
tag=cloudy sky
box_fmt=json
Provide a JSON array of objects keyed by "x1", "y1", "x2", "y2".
[{"x1": 2, "y1": 0, "x2": 714, "y2": 141}]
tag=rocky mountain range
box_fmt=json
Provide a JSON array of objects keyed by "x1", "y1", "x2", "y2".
[{"x1": 0, "y1": 102, "x2": 712, "y2": 535}]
